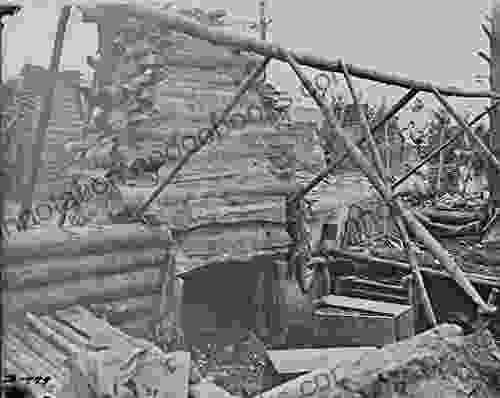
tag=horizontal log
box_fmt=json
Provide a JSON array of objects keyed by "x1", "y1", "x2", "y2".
[
  {"x1": 339, "y1": 288, "x2": 408, "y2": 305},
  {"x1": 329, "y1": 248, "x2": 500, "y2": 287},
  {"x1": 418, "y1": 208, "x2": 483, "y2": 224},
  {"x1": 79, "y1": 3, "x2": 500, "y2": 99},
  {"x1": 5, "y1": 247, "x2": 167, "y2": 291},
  {"x1": 5, "y1": 224, "x2": 172, "y2": 264},
  {"x1": 177, "y1": 222, "x2": 289, "y2": 258},
  {"x1": 117, "y1": 179, "x2": 305, "y2": 204},
  {"x1": 4, "y1": 268, "x2": 162, "y2": 316}
]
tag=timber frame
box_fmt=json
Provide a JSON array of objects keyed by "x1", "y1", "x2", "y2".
[{"x1": 62, "y1": 2, "x2": 500, "y2": 319}]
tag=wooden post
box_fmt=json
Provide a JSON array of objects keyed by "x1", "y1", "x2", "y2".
[
  {"x1": 488, "y1": 3, "x2": 500, "y2": 233},
  {"x1": 394, "y1": 215, "x2": 438, "y2": 327},
  {"x1": 18, "y1": 6, "x2": 71, "y2": 226},
  {"x1": 436, "y1": 127, "x2": 445, "y2": 192}
]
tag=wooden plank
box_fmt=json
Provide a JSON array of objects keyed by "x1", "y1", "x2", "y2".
[
  {"x1": 7, "y1": 323, "x2": 67, "y2": 371},
  {"x1": 55, "y1": 306, "x2": 155, "y2": 352},
  {"x1": 314, "y1": 309, "x2": 396, "y2": 347},
  {"x1": 6, "y1": 332, "x2": 62, "y2": 382},
  {"x1": 318, "y1": 295, "x2": 412, "y2": 317},
  {"x1": 266, "y1": 347, "x2": 378, "y2": 374}
]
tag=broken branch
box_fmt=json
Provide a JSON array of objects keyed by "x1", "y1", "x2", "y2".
[
  {"x1": 482, "y1": 23, "x2": 493, "y2": 42},
  {"x1": 478, "y1": 50, "x2": 492, "y2": 65}
]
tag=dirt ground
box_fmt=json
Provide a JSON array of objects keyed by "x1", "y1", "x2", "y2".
[{"x1": 189, "y1": 330, "x2": 269, "y2": 397}]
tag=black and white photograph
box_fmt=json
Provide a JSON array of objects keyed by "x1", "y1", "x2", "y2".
[{"x1": 1, "y1": 1, "x2": 500, "y2": 397}]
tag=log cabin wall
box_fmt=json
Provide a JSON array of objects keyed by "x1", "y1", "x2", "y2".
[
  {"x1": 77, "y1": 4, "x2": 349, "y2": 265},
  {"x1": 3, "y1": 223, "x2": 173, "y2": 340}
]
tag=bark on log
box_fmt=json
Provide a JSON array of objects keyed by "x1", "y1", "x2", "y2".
[
  {"x1": 78, "y1": 2, "x2": 500, "y2": 99},
  {"x1": 4, "y1": 224, "x2": 172, "y2": 264},
  {"x1": 418, "y1": 208, "x2": 482, "y2": 224},
  {"x1": 5, "y1": 247, "x2": 168, "y2": 290},
  {"x1": 5, "y1": 268, "x2": 161, "y2": 316}
]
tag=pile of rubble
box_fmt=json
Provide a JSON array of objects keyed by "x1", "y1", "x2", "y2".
[{"x1": 36, "y1": 324, "x2": 499, "y2": 398}]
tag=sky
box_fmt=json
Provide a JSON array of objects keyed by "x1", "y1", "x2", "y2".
[{"x1": 1, "y1": 0, "x2": 495, "y2": 127}]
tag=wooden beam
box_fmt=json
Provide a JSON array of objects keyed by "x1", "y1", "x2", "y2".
[
  {"x1": 394, "y1": 214, "x2": 437, "y2": 327},
  {"x1": 19, "y1": 6, "x2": 72, "y2": 225},
  {"x1": 285, "y1": 51, "x2": 495, "y2": 314},
  {"x1": 77, "y1": 2, "x2": 500, "y2": 99}
]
